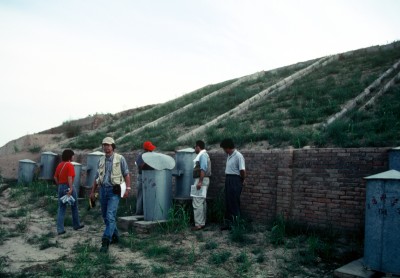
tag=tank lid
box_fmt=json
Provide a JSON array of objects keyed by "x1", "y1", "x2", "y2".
[
  {"x1": 176, "y1": 148, "x2": 195, "y2": 153},
  {"x1": 364, "y1": 169, "x2": 400, "y2": 180},
  {"x1": 41, "y1": 151, "x2": 57, "y2": 155},
  {"x1": 19, "y1": 159, "x2": 36, "y2": 164},
  {"x1": 71, "y1": 162, "x2": 81, "y2": 166},
  {"x1": 142, "y1": 152, "x2": 176, "y2": 170},
  {"x1": 88, "y1": 151, "x2": 105, "y2": 156}
]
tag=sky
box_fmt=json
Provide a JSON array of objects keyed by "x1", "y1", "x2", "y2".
[{"x1": 0, "y1": 0, "x2": 399, "y2": 147}]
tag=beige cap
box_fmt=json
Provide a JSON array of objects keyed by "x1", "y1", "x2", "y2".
[{"x1": 102, "y1": 137, "x2": 115, "y2": 145}]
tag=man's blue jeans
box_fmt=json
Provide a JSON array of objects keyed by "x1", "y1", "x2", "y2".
[
  {"x1": 100, "y1": 186, "x2": 120, "y2": 241},
  {"x1": 57, "y1": 184, "x2": 81, "y2": 233}
]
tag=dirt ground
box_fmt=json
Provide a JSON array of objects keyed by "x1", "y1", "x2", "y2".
[{"x1": 0, "y1": 181, "x2": 344, "y2": 278}]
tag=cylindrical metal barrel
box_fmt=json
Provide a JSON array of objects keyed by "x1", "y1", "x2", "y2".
[
  {"x1": 86, "y1": 151, "x2": 104, "y2": 187},
  {"x1": 364, "y1": 170, "x2": 400, "y2": 275},
  {"x1": 174, "y1": 148, "x2": 196, "y2": 198},
  {"x1": 39, "y1": 151, "x2": 58, "y2": 180},
  {"x1": 142, "y1": 169, "x2": 172, "y2": 221},
  {"x1": 71, "y1": 162, "x2": 82, "y2": 196},
  {"x1": 389, "y1": 147, "x2": 400, "y2": 171},
  {"x1": 18, "y1": 159, "x2": 37, "y2": 184}
]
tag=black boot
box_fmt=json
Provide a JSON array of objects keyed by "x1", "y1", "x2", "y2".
[
  {"x1": 100, "y1": 238, "x2": 110, "y2": 253},
  {"x1": 111, "y1": 234, "x2": 119, "y2": 244}
]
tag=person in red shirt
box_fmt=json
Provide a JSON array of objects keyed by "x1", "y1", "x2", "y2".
[{"x1": 54, "y1": 149, "x2": 84, "y2": 235}]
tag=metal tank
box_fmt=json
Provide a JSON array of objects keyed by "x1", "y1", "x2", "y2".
[
  {"x1": 173, "y1": 148, "x2": 196, "y2": 198},
  {"x1": 363, "y1": 170, "x2": 400, "y2": 275},
  {"x1": 142, "y1": 152, "x2": 176, "y2": 221},
  {"x1": 39, "y1": 151, "x2": 58, "y2": 180},
  {"x1": 388, "y1": 147, "x2": 400, "y2": 171},
  {"x1": 18, "y1": 159, "x2": 37, "y2": 184},
  {"x1": 71, "y1": 162, "x2": 82, "y2": 196},
  {"x1": 85, "y1": 151, "x2": 104, "y2": 187}
]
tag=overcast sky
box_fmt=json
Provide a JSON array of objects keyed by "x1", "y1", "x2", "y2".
[{"x1": 0, "y1": 0, "x2": 399, "y2": 147}]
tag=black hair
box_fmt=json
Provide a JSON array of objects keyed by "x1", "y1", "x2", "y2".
[
  {"x1": 62, "y1": 149, "x2": 74, "y2": 161},
  {"x1": 102, "y1": 143, "x2": 116, "y2": 150},
  {"x1": 195, "y1": 140, "x2": 205, "y2": 150},
  {"x1": 220, "y1": 138, "x2": 235, "y2": 149}
]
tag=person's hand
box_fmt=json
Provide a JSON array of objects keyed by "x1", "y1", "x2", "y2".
[
  {"x1": 196, "y1": 181, "x2": 202, "y2": 190},
  {"x1": 90, "y1": 192, "x2": 96, "y2": 201},
  {"x1": 123, "y1": 190, "x2": 129, "y2": 199},
  {"x1": 67, "y1": 189, "x2": 73, "y2": 196}
]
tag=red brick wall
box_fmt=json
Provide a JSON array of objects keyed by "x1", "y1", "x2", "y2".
[{"x1": 76, "y1": 148, "x2": 390, "y2": 232}]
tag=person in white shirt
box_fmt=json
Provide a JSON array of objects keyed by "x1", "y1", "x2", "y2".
[
  {"x1": 191, "y1": 140, "x2": 211, "y2": 231},
  {"x1": 220, "y1": 138, "x2": 246, "y2": 230}
]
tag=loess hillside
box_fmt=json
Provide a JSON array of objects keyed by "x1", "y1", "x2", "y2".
[{"x1": 5, "y1": 42, "x2": 400, "y2": 154}]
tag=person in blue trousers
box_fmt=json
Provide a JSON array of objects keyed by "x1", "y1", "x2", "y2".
[
  {"x1": 54, "y1": 149, "x2": 84, "y2": 235},
  {"x1": 90, "y1": 137, "x2": 131, "y2": 253}
]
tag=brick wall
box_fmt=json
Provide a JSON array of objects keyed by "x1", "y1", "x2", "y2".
[{"x1": 76, "y1": 147, "x2": 390, "y2": 232}]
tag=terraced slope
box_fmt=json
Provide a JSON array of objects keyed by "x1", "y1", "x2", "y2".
[
  {"x1": 192, "y1": 43, "x2": 400, "y2": 148},
  {"x1": 65, "y1": 42, "x2": 400, "y2": 151}
]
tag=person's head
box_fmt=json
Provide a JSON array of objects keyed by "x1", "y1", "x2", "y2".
[
  {"x1": 220, "y1": 138, "x2": 235, "y2": 154},
  {"x1": 61, "y1": 149, "x2": 74, "y2": 162},
  {"x1": 102, "y1": 137, "x2": 116, "y2": 155},
  {"x1": 194, "y1": 140, "x2": 205, "y2": 154},
  {"x1": 143, "y1": 141, "x2": 156, "y2": 152}
]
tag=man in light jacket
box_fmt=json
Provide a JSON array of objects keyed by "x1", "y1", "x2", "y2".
[{"x1": 90, "y1": 137, "x2": 131, "y2": 253}]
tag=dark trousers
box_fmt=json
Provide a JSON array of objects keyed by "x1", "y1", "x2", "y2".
[{"x1": 224, "y1": 175, "x2": 242, "y2": 224}]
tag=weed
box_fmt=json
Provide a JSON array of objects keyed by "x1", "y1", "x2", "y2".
[
  {"x1": 27, "y1": 233, "x2": 58, "y2": 250},
  {"x1": 209, "y1": 251, "x2": 231, "y2": 265},
  {"x1": 127, "y1": 262, "x2": 145, "y2": 274},
  {"x1": 152, "y1": 265, "x2": 169, "y2": 276},
  {"x1": 144, "y1": 244, "x2": 170, "y2": 259},
  {"x1": 0, "y1": 227, "x2": 8, "y2": 245},
  {"x1": 62, "y1": 121, "x2": 81, "y2": 138},
  {"x1": 269, "y1": 215, "x2": 286, "y2": 245},
  {"x1": 204, "y1": 240, "x2": 218, "y2": 250},
  {"x1": 15, "y1": 218, "x2": 29, "y2": 233},
  {"x1": 5, "y1": 208, "x2": 27, "y2": 218},
  {"x1": 207, "y1": 188, "x2": 225, "y2": 223},
  {"x1": 13, "y1": 144, "x2": 19, "y2": 153},
  {"x1": 230, "y1": 217, "x2": 254, "y2": 245},
  {"x1": 0, "y1": 256, "x2": 7, "y2": 275},
  {"x1": 236, "y1": 252, "x2": 252, "y2": 274},
  {"x1": 67, "y1": 131, "x2": 106, "y2": 150},
  {"x1": 195, "y1": 231, "x2": 204, "y2": 242},
  {"x1": 159, "y1": 204, "x2": 190, "y2": 233},
  {"x1": 28, "y1": 145, "x2": 42, "y2": 153},
  {"x1": 256, "y1": 253, "x2": 266, "y2": 263}
]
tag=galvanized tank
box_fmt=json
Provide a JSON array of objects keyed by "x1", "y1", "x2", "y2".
[
  {"x1": 85, "y1": 151, "x2": 104, "y2": 187},
  {"x1": 18, "y1": 159, "x2": 37, "y2": 184},
  {"x1": 364, "y1": 170, "x2": 400, "y2": 275},
  {"x1": 71, "y1": 162, "x2": 82, "y2": 196},
  {"x1": 142, "y1": 152, "x2": 175, "y2": 221},
  {"x1": 39, "y1": 151, "x2": 58, "y2": 180},
  {"x1": 388, "y1": 147, "x2": 400, "y2": 171},
  {"x1": 174, "y1": 148, "x2": 196, "y2": 198},
  {"x1": 142, "y1": 170, "x2": 173, "y2": 221}
]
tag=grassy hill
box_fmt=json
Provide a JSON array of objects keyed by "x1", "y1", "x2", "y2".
[{"x1": 65, "y1": 42, "x2": 400, "y2": 152}]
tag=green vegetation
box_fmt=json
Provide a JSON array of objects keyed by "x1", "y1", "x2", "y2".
[
  {"x1": 27, "y1": 232, "x2": 59, "y2": 250},
  {"x1": 67, "y1": 131, "x2": 107, "y2": 150},
  {"x1": 209, "y1": 251, "x2": 231, "y2": 265},
  {"x1": 319, "y1": 82, "x2": 400, "y2": 147},
  {"x1": 202, "y1": 43, "x2": 400, "y2": 148},
  {"x1": 28, "y1": 145, "x2": 42, "y2": 153},
  {"x1": 118, "y1": 62, "x2": 312, "y2": 151},
  {"x1": 158, "y1": 203, "x2": 191, "y2": 233},
  {"x1": 62, "y1": 120, "x2": 82, "y2": 138}
]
